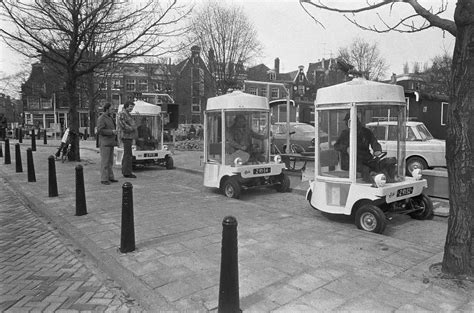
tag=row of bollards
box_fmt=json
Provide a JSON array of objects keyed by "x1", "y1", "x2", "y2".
[{"x1": 2, "y1": 139, "x2": 241, "y2": 311}]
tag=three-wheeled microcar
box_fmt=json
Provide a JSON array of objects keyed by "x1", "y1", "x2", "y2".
[
  {"x1": 115, "y1": 100, "x2": 174, "y2": 169},
  {"x1": 306, "y1": 79, "x2": 434, "y2": 234},
  {"x1": 203, "y1": 91, "x2": 290, "y2": 198}
]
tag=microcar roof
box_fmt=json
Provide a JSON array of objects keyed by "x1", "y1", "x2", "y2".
[
  {"x1": 118, "y1": 100, "x2": 162, "y2": 115},
  {"x1": 206, "y1": 91, "x2": 269, "y2": 111},
  {"x1": 315, "y1": 78, "x2": 405, "y2": 107}
]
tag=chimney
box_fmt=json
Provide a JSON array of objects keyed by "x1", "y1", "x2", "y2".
[
  {"x1": 275, "y1": 57, "x2": 280, "y2": 75},
  {"x1": 390, "y1": 73, "x2": 397, "y2": 84}
]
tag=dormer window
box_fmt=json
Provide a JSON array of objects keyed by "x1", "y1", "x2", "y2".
[{"x1": 269, "y1": 72, "x2": 276, "y2": 81}]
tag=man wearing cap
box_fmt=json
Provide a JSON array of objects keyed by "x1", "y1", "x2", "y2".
[{"x1": 334, "y1": 113, "x2": 382, "y2": 182}]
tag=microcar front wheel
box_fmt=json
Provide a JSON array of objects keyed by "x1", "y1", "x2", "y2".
[
  {"x1": 355, "y1": 204, "x2": 386, "y2": 234},
  {"x1": 408, "y1": 193, "x2": 434, "y2": 220},
  {"x1": 275, "y1": 173, "x2": 290, "y2": 192},
  {"x1": 223, "y1": 177, "x2": 241, "y2": 199},
  {"x1": 166, "y1": 156, "x2": 174, "y2": 169}
]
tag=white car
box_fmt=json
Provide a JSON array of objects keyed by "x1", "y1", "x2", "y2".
[{"x1": 366, "y1": 121, "x2": 446, "y2": 174}]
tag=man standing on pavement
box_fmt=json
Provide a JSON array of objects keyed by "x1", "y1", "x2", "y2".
[
  {"x1": 117, "y1": 101, "x2": 138, "y2": 178},
  {"x1": 97, "y1": 103, "x2": 119, "y2": 185}
]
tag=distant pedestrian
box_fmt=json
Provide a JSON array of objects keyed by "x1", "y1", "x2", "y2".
[
  {"x1": 196, "y1": 125, "x2": 203, "y2": 140},
  {"x1": 117, "y1": 101, "x2": 137, "y2": 178},
  {"x1": 97, "y1": 103, "x2": 118, "y2": 185},
  {"x1": 188, "y1": 124, "x2": 196, "y2": 140},
  {"x1": 0, "y1": 113, "x2": 7, "y2": 140}
]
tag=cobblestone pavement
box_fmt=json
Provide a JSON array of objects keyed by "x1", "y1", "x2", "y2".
[{"x1": 0, "y1": 177, "x2": 144, "y2": 312}]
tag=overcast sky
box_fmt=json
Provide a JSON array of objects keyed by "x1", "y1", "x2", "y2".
[{"x1": 0, "y1": 0, "x2": 456, "y2": 95}]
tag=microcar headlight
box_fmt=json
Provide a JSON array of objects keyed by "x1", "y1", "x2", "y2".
[
  {"x1": 274, "y1": 154, "x2": 282, "y2": 163},
  {"x1": 374, "y1": 174, "x2": 386, "y2": 188},
  {"x1": 163, "y1": 145, "x2": 168, "y2": 151},
  {"x1": 234, "y1": 157, "x2": 243, "y2": 166},
  {"x1": 412, "y1": 168, "x2": 422, "y2": 180}
]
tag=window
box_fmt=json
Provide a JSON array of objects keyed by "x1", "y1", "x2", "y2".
[
  {"x1": 370, "y1": 126, "x2": 386, "y2": 140},
  {"x1": 269, "y1": 72, "x2": 276, "y2": 80},
  {"x1": 192, "y1": 98, "x2": 201, "y2": 113},
  {"x1": 153, "y1": 82, "x2": 162, "y2": 91},
  {"x1": 298, "y1": 85, "x2": 305, "y2": 95},
  {"x1": 126, "y1": 79, "x2": 135, "y2": 91},
  {"x1": 138, "y1": 79, "x2": 148, "y2": 92},
  {"x1": 112, "y1": 79, "x2": 121, "y2": 90},
  {"x1": 249, "y1": 87, "x2": 257, "y2": 95},
  {"x1": 271, "y1": 88, "x2": 279, "y2": 99},
  {"x1": 388, "y1": 125, "x2": 398, "y2": 141},
  {"x1": 441, "y1": 102, "x2": 448, "y2": 126},
  {"x1": 260, "y1": 88, "x2": 267, "y2": 98}
]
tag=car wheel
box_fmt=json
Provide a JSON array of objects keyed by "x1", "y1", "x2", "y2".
[
  {"x1": 307, "y1": 190, "x2": 317, "y2": 210},
  {"x1": 223, "y1": 177, "x2": 241, "y2": 199},
  {"x1": 355, "y1": 204, "x2": 386, "y2": 234},
  {"x1": 408, "y1": 193, "x2": 434, "y2": 220},
  {"x1": 406, "y1": 156, "x2": 427, "y2": 175},
  {"x1": 166, "y1": 156, "x2": 174, "y2": 169},
  {"x1": 275, "y1": 173, "x2": 290, "y2": 192}
]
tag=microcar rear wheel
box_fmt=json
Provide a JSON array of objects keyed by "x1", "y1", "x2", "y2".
[
  {"x1": 355, "y1": 204, "x2": 386, "y2": 234},
  {"x1": 223, "y1": 177, "x2": 241, "y2": 199},
  {"x1": 275, "y1": 173, "x2": 290, "y2": 192},
  {"x1": 166, "y1": 156, "x2": 174, "y2": 169},
  {"x1": 408, "y1": 193, "x2": 434, "y2": 220}
]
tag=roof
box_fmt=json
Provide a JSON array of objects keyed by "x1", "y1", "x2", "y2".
[
  {"x1": 315, "y1": 78, "x2": 405, "y2": 106},
  {"x1": 206, "y1": 91, "x2": 269, "y2": 111},
  {"x1": 366, "y1": 121, "x2": 424, "y2": 126},
  {"x1": 118, "y1": 100, "x2": 162, "y2": 115}
]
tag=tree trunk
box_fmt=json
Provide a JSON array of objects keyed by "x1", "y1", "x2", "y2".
[
  {"x1": 66, "y1": 74, "x2": 81, "y2": 161},
  {"x1": 442, "y1": 0, "x2": 474, "y2": 277}
]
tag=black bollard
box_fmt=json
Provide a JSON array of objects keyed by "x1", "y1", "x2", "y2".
[
  {"x1": 27, "y1": 148, "x2": 36, "y2": 182},
  {"x1": 75, "y1": 165, "x2": 87, "y2": 216},
  {"x1": 120, "y1": 182, "x2": 135, "y2": 253},
  {"x1": 19, "y1": 128, "x2": 23, "y2": 143},
  {"x1": 84, "y1": 128, "x2": 88, "y2": 140},
  {"x1": 31, "y1": 129, "x2": 36, "y2": 151},
  {"x1": 15, "y1": 128, "x2": 18, "y2": 139},
  {"x1": 96, "y1": 133, "x2": 99, "y2": 148},
  {"x1": 15, "y1": 143, "x2": 23, "y2": 173},
  {"x1": 218, "y1": 216, "x2": 241, "y2": 313},
  {"x1": 4, "y1": 138, "x2": 11, "y2": 164},
  {"x1": 48, "y1": 155, "x2": 58, "y2": 197},
  {"x1": 43, "y1": 129, "x2": 47, "y2": 145},
  {"x1": 0, "y1": 142, "x2": 3, "y2": 158}
]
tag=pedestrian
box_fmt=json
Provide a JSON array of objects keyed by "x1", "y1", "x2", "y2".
[
  {"x1": 188, "y1": 124, "x2": 196, "y2": 140},
  {"x1": 0, "y1": 113, "x2": 7, "y2": 140},
  {"x1": 117, "y1": 101, "x2": 138, "y2": 178},
  {"x1": 97, "y1": 103, "x2": 119, "y2": 185}
]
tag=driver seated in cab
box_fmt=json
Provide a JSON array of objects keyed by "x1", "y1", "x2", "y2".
[
  {"x1": 226, "y1": 114, "x2": 266, "y2": 164},
  {"x1": 334, "y1": 114, "x2": 383, "y2": 183}
]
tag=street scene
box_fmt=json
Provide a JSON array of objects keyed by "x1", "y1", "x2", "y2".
[
  {"x1": 0, "y1": 138, "x2": 471, "y2": 311},
  {"x1": 0, "y1": 0, "x2": 473, "y2": 312}
]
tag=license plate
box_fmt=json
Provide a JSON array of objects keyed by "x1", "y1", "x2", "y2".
[
  {"x1": 144, "y1": 153, "x2": 158, "y2": 157},
  {"x1": 253, "y1": 167, "x2": 271, "y2": 175},
  {"x1": 396, "y1": 187, "x2": 413, "y2": 197}
]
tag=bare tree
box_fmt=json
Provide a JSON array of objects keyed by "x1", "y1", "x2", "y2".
[
  {"x1": 337, "y1": 37, "x2": 388, "y2": 80},
  {"x1": 301, "y1": 0, "x2": 473, "y2": 278},
  {"x1": 0, "y1": 0, "x2": 190, "y2": 161},
  {"x1": 186, "y1": 0, "x2": 262, "y2": 93}
]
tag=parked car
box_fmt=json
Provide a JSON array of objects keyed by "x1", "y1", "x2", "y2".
[
  {"x1": 366, "y1": 121, "x2": 446, "y2": 174},
  {"x1": 271, "y1": 122, "x2": 325, "y2": 153}
]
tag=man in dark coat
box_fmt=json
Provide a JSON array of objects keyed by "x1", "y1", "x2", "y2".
[
  {"x1": 97, "y1": 103, "x2": 118, "y2": 185},
  {"x1": 334, "y1": 113, "x2": 382, "y2": 182}
]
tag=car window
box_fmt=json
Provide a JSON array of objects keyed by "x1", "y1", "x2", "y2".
[
  {"x1": 369, "y1": 126, "x2": 386, "y2": 140},
  {"x1": 406, "y1": 126, "x2": 416, "y2": 141},
  {"x1": 388, "y1": 125, "x2": 398, "y2": 140},
  {"x1": 416, "y1": 124, "x2": 434, "y2": 140}
]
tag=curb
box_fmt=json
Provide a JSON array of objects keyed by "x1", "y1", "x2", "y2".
[{"x1": 1, "y1": 171, "x2": 175, "y2": 311}]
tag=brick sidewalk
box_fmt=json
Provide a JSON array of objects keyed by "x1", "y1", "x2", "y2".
[{"x1": 0, "y1": 177, "x2": 144, "y2": 312}]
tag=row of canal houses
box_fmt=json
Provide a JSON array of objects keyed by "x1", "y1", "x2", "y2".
[{"x1": 20, "y1": 45, "x2": 449, "y2": 139}]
